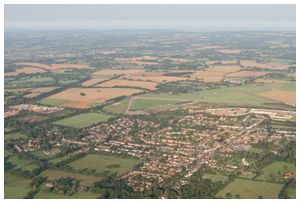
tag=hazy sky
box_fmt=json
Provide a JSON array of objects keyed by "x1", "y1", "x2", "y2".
[{"x1": 5, "y1": 4, "x2": 296, "y2": 31}]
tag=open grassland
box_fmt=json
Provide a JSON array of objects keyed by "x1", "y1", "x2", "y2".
[
  {"x1": 34, "y1": 189, "x2": 101, "y2": 199},
  {"x1": 53, "y1": 113, "x2": 114, "y2": 128},
  {"x1": 24, "y1": 87, "x2": 59, "y2": 98},
  {"x1": 30, "y1": 150, "x2": 58, "y2": 160},
  {"x1": 103, "y1": 98, "x2": 130, "y2": 114},
  {"x1": 248, "y1": 147, "x2": 264, "y2": 153},
  {"x1": 42, "y1": 87, "x2": 143, "y2": 109},
  {"x1": 40, "y1": 98, "x2": 70, "y2": 106},
  {"x1": 7, "y1": 155, "x2": 40, "y2": 172},
  {"x1": 139, "y1": 84, "x2": 281, "y2": 106},
  {"x1": 68, "y1": 154, "x2": 142, "y2": 175},
  {"x1": 130, "y1": 98, "x2": 180, "y2": 111},
  {"x1": 255, "y1": 78, "x2": 290, "y2": 84},
  {"x1": 4, "y1": 172, "x2": 32, "y2": 199},
  {"x1": 202, "y1": 173, "x2": 228, "y2": 183},
  {"x1": 49, "y1": 156, "x2": 71, "y2": 164},
  {"x1": 96, "y1": 79, "x2": 158, "y2": 90},
  {"x1": 216, "y1": 178, "x2": 283, "y2": 199},
  {"x1": 217, "y1": 49, "x2": 241, "y2": 54},
  {"x1": 42, "y1": 169, "x2": 102, "y2": 186},
  {"x1": 286, "y1": 187, "x2": 296, "y2": 199},
  {"x1": 255, "y1": 162, "x2": 295, "y2": 182},
  {"x1": 5, "y1": 132, "x2": 27, "y2": 141}
]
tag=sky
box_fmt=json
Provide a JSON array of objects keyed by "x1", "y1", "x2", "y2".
[{"x1": 5, "y1": 4, "x2": 296, "y2": 31}]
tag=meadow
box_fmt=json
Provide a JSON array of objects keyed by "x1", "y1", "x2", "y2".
[
  {"x1": 68, "y1": 154, "x2": 142, "y2": 175},
  {"x1": 216, "y1": 178, "x2": 283, "y2": 199},
  {"x1": 202, "y1": 173, "x2": 228, "y2": 183},
  {"x1": 103, "y1": 98, "x2": 130, "y2": 114},
  {"x1": 130, "y1": 98, "x2": 180, "y2": 111},
  {"x1": 255, "y1": 161, "x2": 296, "y2": 182},
  {"x1": 42, "y1": 169, "x2": 102, "y2": 186},
  {"x1": 4, "y1": 172, "x2": 32, "y2": 199},
  {"x1": 53, "y1": 112, "x2": 114, "y2": 128}
]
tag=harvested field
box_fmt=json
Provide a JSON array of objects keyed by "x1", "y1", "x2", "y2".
[
  {"x1": 217, "y1": 49, "x2": 241, "y2": 54},
  {"x1": 82, "y1": 77, "x2": 109, "y2": 87},
  {"x1": 44, "y1": 87, "x2": 143, "y2": 109},
  {"x1": 115, "y1": 56, "x2": 159, "y2": 65},
  {"x1": 226, "y1": 71, "x2": 266, "y2": 78},
  {"x1": 16, "y1": 62, "x2": 51, "y2": 69},
  {"x1": 205, "y1": 60, "x2": 238, "y2": 65},
  {"x1": 5, "y1": 67, "x2": 47, "y2": 76},
  {"x1": 96, "y1": 79, "x2": 158, "y2": 90},
  {"x1": 16, "y1": 62, "x2": 92, "y2": 70},
  {"x1": 129, "y1": 75, "x2": 190, "y2": 83},
  {"x1": 161, "y1": 57, "x2": 190, "y2": 63},
  {"x1": 24, "y1": 87, "x2": 58, "y2": 98},
  {"x1": 191, "y1": 66, "x2": 240, "y2": 82},
  {"x1": 93, "y1": 69, "x2": 145, "y2": 76},
  {"x1": 257, "y1": 89, "x2": 295, "y2": 105},
  {"x1": 240, "y1": 60, "x2": 292, "y2": 70}
]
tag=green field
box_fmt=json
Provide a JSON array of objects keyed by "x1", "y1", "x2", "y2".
[
  {"x1": 7, "y1": 155, "x2": 40, "y2": 172},
  {"x1": 53, "y1": 112, "x2": 114, "y2": 128},
  {"x1": 42, "y1": 169, "x2": 102, "y2": 186},
  {"x1": 139, "y1": 83, "x2": 284, "y2": 106},
  {"x1": 68, "y1": 154, "x2": 142, "y2": 175},
  {"x1": 202, "y1": 173, "x2": 228, "y2": 183},
  {"x1": 58, "y1": 79, "x2": 79, "y2": 85},
  {"x1": 34, "y1": 189, "x2": 101, "y2": 199},
  {"x1": 4, "y1": 172, "x2": 33, "y2": 199},
  {"x1": 248, "y1": 147, "x2": 264, "y2": 153},
  {"x1": 39, "y1": 98, "x2": 70, "y2": 106},
  {"x1": 131, "y1": 98, "x2": 180, "y2": 111},
  {"x1": 286, "y1": 186, "x2": 296, "y2": 199},
  {"x1": 30, "y1": 150, "x2": 58, "y2": 160},
  {"x1": 216, "y1": 178, "x2": 283, "y2": 199},
  {"x1": 103, "y1": 98, "x2": 129, "y2": 114},
  {"x1": 255, "y1": 161, "x2": 295, "y2": 182},
  {"x1": 49, "y1": 155, "x2": 70, "y2": 164},
  {"x1": 5, "y1": 132, "x2": 27, "y2": 141},
  {"x1": 280, "y1": 83, "x2": 296, "y2": 92}
]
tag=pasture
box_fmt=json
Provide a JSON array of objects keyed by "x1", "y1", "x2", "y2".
[
  {"x1": 5, "y1": 132, "x2": 27, "y2": 141},
  {"x1": 202, "y1": 173, "x2": 228, "y2": 183},
  {"x1": 34, "y1": 189, "x2": 101, "y2": 199},
  {"x1": 4, "y1": 172, "x2": 32, "y2": 199},
  {"x1": 130, "y1": 98, "x2": 180, "y2": 111},
  {"x1": 53, "y1": 112, "x2": 114, "y2": 128},
  {"x1": 216, "y1": 178, "x2": 283, "y2": 199},
  {"x1": 103, "y1": 98, "x2": 130, "y2": 114},
  {"x1": 255, "y1": 161, "x2": 295, "y2": 182},
  {"x1": 68, "y1": 154, "x2": 142, "y2": 175},
  {"x1": 42, "y1": 169, "x2": 102, "y2": 186},
  {"x1": 6, "y1": 155, "x2": 40, "y2": 172}
]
